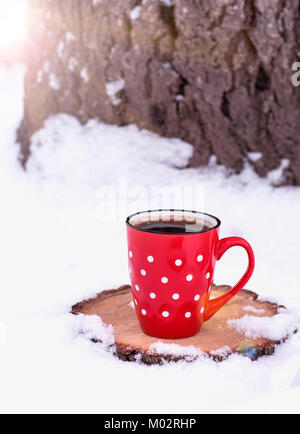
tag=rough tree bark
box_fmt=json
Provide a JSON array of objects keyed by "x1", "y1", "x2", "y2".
[{"x1": 19, "y1": 0, "x2": 300, "y2": 184}]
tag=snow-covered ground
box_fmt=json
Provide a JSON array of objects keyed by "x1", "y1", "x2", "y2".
[{"x1": 0, "y1": 65, "x2": 300, "y2": 414}]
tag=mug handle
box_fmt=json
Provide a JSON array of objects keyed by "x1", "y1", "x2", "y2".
[{"x1": 204, "y1": 237, "x2": 255, "y2": 322}]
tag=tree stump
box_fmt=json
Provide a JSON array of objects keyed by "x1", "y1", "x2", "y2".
[
  {"x1": 71, "y1": 284, "x2": 295, "y2": 364},
  {"x1": 19, "y1": 0, "x2": 300, "y2": 184}
]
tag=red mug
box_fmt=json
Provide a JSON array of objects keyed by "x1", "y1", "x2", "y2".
[{"x1": 126, "y1": 210, "x2": 255, "y2": 339}]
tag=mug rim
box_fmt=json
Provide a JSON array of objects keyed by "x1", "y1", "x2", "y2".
[{"x1": 126, "y1": 209, "x2": 221, "y2": 235}]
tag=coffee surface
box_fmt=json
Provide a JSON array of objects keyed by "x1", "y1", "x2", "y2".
[{"x1": 134, "y1": 219, "x2": 212, "y2": 234}]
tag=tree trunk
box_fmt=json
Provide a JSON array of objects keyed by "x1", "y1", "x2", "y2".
[{"x1": 19, "y1": 0, "x2": 300, "y2": 184}]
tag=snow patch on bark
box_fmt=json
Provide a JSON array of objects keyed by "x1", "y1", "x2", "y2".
[
  {"x1": 105, "y1": 79, "x2": 125, "y2": 106},
  {"x1": 228, "y1": 311, "x2": 298, "y2": 341},
  {"x1": 36, "y1": 70, "x2": 43, "y2": 84},
  {"x1": 149, "y1": 341, "x2": 205, "y2": 360},
  {"x1": 160, "y1": 0, "x2": 173, "y2": 7},
  {"x1": 80, "y1": 67, "x2": 89, "y2": 83},
  {"x1": 210, "y1": 346, "x2": 232, "y2": 358},
  {"x1": 248, "y1": 152, "x2": 263, "y2": 163},
  {"x1": 267, "y1": 159, "x2": 290, "y2": 185},
  {"x1": 49, "y1": 73, "x2": 60, "y2": 91},
  {"x1": 130, "y1": 6, "x2": 142, "y2": 21},
  {"x1": 71, "y1": 313, "x2": 115, "y2": 347},
  {"x1": 57, "y1": 41, "x2": 64, "y2": 58},
  {"x1": 65, "y1": 32, "x2": 76, "y2": 43},
  {"x1": 68, "y1": 57, "x2": 78, "y2": 72},
  {"x1": 242, "y1": 305, "x2": 265, "y2": 315}
]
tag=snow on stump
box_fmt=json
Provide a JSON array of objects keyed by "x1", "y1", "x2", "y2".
[
  {"x1": 71, "y1": 284, "x2": 298, "y2": 364},
  {"x1": 19, "y1": 0, "x2": 300, "y2": 184}
]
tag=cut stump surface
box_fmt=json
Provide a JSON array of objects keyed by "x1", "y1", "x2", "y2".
[{"x1": 72, "y1": 285, "x2": 294, "y2": 364}]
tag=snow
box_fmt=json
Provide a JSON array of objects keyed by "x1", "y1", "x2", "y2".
[
  {"x1": 36, "y1": 69, "x2": 43, "y2": 84},
  {"x1": 71, "y1": 314, "x2": 115, "y2": 347},
  {"x1": 149, "y1": 342, "x2": 204, "y2": 360},
  {"x1": 0, "y1": 322, "x2": 7, "y2": 349},
  {"x1": 267, "y1": 158, "x2": 290, "y2": 185},
  {"x1": 0, "y1": 63, "x2": 5, "y2": 87},
  {"x1": 0, "y1": 65, "x2": 300, "y2": 413},
  {"x1": 43, "y1": 61, "x2": 50, "y2": 73},
  {"x1": 130, "y1": 6, "x2": 142, "y2": 21},
  {"x1": 292, "y1": 370, "x2": 300, "y2": 387},
  {"x1": 105, "y1": 78, "x2": 125, "y2": 106},
  {"x1": 243, "y1": 305, "x2": 265, "y2": 314},
  {"x1": 247, "y1": 152, "x2": 262, "y2": 163},
  {"x1": 175, "y1": 94, "x2": 184, "y2": 101},
  {"x1": 49, "y1": 73, "x2": 60, "y2": 90},
  {"x1": 162, "y1": 62, "x2": 179, "y2": 78},
  {"x1": 68, "y1": 57, "x2": 78, "y2": 72},
  {"x1": 57, "y1": 41, "x2": 64, "y2": 58},
  {"x1": 80, "y1": 67, "x2": 89, "y2": 82},
  {"x1": 65, "y1": 32, "x2": 76, "y2": 43},
  {"x1": 160, "y1": 0, "x2": 173, "y2": 7},
  {"x1": 228, "y1": 311, "x2": 298, "y2": 341},
  {"x1": 210, "y1": 346, "x2": 232, "y2": 358}
]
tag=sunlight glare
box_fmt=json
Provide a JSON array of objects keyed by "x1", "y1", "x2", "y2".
[{"x1": 0, "y1": 0, "x2": 27, "y2": 53}]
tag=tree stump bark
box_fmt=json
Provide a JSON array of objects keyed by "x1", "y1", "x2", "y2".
[
  {"x1": 19, "y1": 0, "x2": 300, "y2": 184},
  {"x1": 71, "y1": 284, "x2": 295, "y2": 364}
]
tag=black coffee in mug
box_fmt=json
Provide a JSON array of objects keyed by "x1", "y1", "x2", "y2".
[{"x1": 134, "y1": 217, "x2": 213, "y2": 234}]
